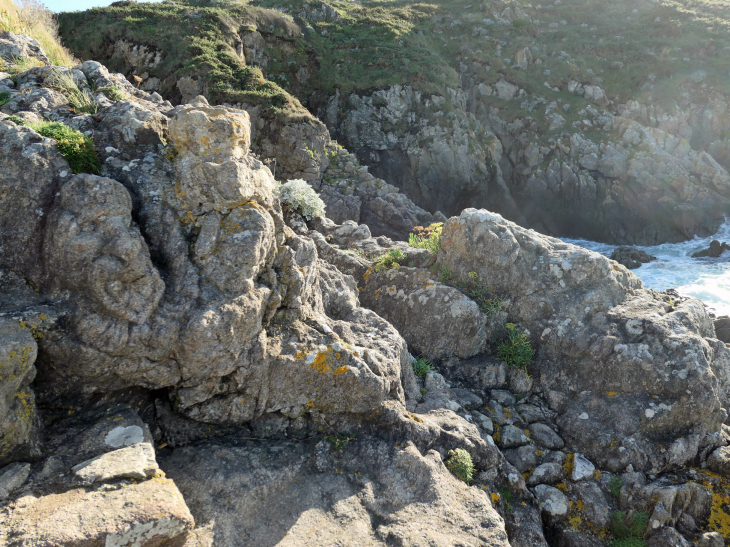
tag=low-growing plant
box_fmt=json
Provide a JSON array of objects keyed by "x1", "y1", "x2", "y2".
[
  {"x1": 609, "y1": 538, "x2": 646, "y2": 547},
  {"x1": 5, "y1": 114, "x2": 25, "y2": 124},
  {"x1": 408, "y1": 222, "x2": 443, "y2": 256},
  {"x1": 48, "y1": 68, "x2": 98, "y2": 114},
  {"x1": 445, "y1": 448, "x2": 474, "y2": 484},
  {"x1": 373, "y1": 249, "x2": 406, "y2": 272},
  {"x1": 275, "y1": 178, "x2": 326, "y2": 220},
  {"x1": 0, "y1": 91, "x2": 10, "y2": 106},
  {"x1": 496, "y1": 485, "x2": 514, "y2": 510},
  {"x1": 412, "y1": 356, "x2": 435, "y2": 379},
  {"x1": 609, "y1": 476, "x2": 624, "y2": 500},
  {"x1": 98, "y1": 85, "x2": 127, "y2": 101},
  {"x1": 325, "y1": 434, "x2": 355, "y2": 452},
  {"x1": 31, "y1": 121, "x2": 100, "y2": 174},
  {"x1": 5, "y1": 54, "x2": 43, "y2": 74},
  {"x1": 610, "y1": 511, "x2": 649, "y2": 542},
  {"x1": 497, "y1": 323, "x2": 535, "y2": 374}
]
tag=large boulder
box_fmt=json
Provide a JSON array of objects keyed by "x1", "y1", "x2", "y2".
[
  {"x1": 0, "y1": 94, "x2": 410, "y2": 426},
  {"x1": 437, "y1": 208, "x2": 730, "y2": 472},
  {"x1": 160, "y1": 437, "x2": 510, "y2": 547},
  {"x1": 0, "y1": 31, "x2": 50, "y2": 65}
]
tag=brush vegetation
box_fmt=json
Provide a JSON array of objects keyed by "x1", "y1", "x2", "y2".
[{"x1": 57, "y1": 0, "x2": 730, "y2": 136}]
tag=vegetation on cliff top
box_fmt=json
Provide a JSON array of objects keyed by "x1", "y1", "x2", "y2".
[{"x1": 57, "y1": 0, "x2": 730, "y2": 134}]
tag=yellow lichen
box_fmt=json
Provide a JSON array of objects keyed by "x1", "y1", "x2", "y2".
[
  {"x1": 333, "y1": 366, "x2": 348, "y2": 376},
  {"x1": 491, "y1": 493, "x2": 500, "y2": 504},
  {"x1": 562, "y1": 453, "x2": 575, "y2": 477}
]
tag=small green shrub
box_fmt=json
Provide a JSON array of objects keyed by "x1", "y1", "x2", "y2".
[
  {"x1": 408, "y1": 222, "x2": 443, "y2": 256},
  {"x1": 275, "y1": 179, "x2": 326, "y2": 220},
  {"x1": 497, "y1": 323, "x2": 535, "y2": 374},
  {"x1": 5, "y1": 115, "x2": 25, "y2": 124},
  {"x1": 98, "y1": 85, "x2": 127, "y2": 101},
  {"x1": 609, "y1": 539, "x2": 646, "y2": 547},
  {"x1": 31, "y1": 121, "x2": 100, "y2": 174},
  {"x1": 609, "y1": 476, "x2": 624, "y2": 500},
  {"x1": 610, "y1": 511, "x2": 649, "y2": 540},
  {"x1": 445, "y1": 448, "x2": 474, "y2": 484},
  {"x1": 373, "y1": 249, "x2": 406, "y2": 272},
  {"x1": 48, "y1": 68, "x2": 98, "y2": 114},
  {"x1": 0, "y1": 91, "x2": 10, "y2": 107},
  {"x1": 496, "y1": 485, "x2": 514, "y2": 510},
  {"x1": 325, "y1": 434, "x2": 355, "y2": 452},
  {"x1": 412, "y1": 356, "x2": 435, "y2": 379}
]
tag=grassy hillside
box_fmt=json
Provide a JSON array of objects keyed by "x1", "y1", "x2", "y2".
[
  {"x1": 0, "y1": 0, "x2": 74, "y2": 66},
  {"x1": 57, "y1": 0, "x2": 730, "y2": 120},
  {"x1": 58, "y1": 1, "x2": 313, "y2": 120}
]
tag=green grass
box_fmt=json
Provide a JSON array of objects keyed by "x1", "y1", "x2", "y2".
[
  {"x1": 609, "y1": 476, "x2": 624, "y2": 500},
  {"x1": 497, "y1": 323, "x2": 535, "y2": 374},
  {"x1": 412, "y1": 356, "x2": 435, "y2": 379},
  {"x1": 373, "y1": 249, "x2": 406, "y2": 272},
  {"x1": 13, "y1": 120, "x2": 101, "y2": 175},
  {"x1": 58, "y1": 1, "x2": 312, "y2": 121},
  {"x1": 47, "y1": 68, "x2": 98, "y2": 114},
  {"x1": 0, "y1": 91, "x2": 10, "y2": 107},
  {"x1": 98, "y1": 85, "x2": 127, "y2": 101},
  {"x1": 610, "y1": 511, "x2": 649, "y2": 542}
]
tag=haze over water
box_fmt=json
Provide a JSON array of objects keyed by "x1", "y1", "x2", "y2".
[{"x1": 566, "y1": 222, "x2": 730, "y2": 318}]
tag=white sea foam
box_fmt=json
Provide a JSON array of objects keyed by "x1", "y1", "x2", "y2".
[{"x1": 564, "y1": 221, "x2": 730, "y2": 317}]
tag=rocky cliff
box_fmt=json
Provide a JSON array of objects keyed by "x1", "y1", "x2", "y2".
[
  {"x1": 57, "y1": 0, "x2": 730, "y2": 245},
  {"x1": 2, "y1": 29, "x2": 730, "y2": 547}
]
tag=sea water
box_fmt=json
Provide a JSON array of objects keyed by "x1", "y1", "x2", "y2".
[{"x1": 564, "y1": 222, "x2": 730, "y2": 318}]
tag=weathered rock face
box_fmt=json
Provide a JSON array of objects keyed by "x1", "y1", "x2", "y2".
[
  {"x1": 161, "y1": 437, "x2": 510, "y2": 547},
  {"x1": 437, "y1": 209, "x2": 730, "y2": 472},
  {"x1": 0, "y1": 405, "x2": 194, "y2": 547},
  {"x1": 0, "y1": 318, "x2": 42, "y2": 467},
  {"x1": 0, "y1": 83, "x2": 409, "y2": 427},
  {"x1": 0, "y1": 31, "x2": 50, "y2": 65},
  {"x1": 331, "y1": 85, "x2": 513, "y2": 218},
  {"x1": 359, "y1": 266, "x2": 506, "y2": 361}
]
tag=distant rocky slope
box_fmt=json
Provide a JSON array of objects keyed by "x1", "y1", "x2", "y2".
[
  {"x1": 3, "y1": 31, "x2": 730, "y2": 547},
  {"x1": 57, "y1": 0, "x2": 730, "y2": 245}
]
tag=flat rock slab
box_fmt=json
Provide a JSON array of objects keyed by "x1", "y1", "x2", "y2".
[
  {"x1": 0, "y1": 477, "x2": 193, "y2": 547},
  {"x1": 0, "y1": 462, "x2": 31, "y2": 501},
  {"x1": 72, "y1": 442, "x2": 158, "y2": 483}
]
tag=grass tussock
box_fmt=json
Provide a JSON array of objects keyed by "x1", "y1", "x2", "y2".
[
  {"x1": 8, "y1": 117, "x2": 100, "y2": 174},
  {"x1": 0, "y1": 0, "x2": 75, "y2": 67}
]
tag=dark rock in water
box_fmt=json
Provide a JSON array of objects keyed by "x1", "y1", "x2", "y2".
[
  {"x1": 692, "y1": 240, "x2": 730, "y2": 258},
  {"x1": 610, "y1": 246, "x2": 657, "y2": 269},
  {"x1": 715, "y1": 316, "x2": 730, "y2": 343}
]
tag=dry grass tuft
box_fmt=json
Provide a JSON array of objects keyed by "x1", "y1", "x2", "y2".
[{"x1": 0, "y1": 0, "x2": 75, "y2": 66}]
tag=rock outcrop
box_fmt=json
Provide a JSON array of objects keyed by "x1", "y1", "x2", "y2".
[
  {"x1": 437, "y1": 209, "x2": 729, "y2": 473},
  {"x1": 4, "y1": 28, "x2": 730, "y2": 547},
  {"x1": 610, "y1": 246, "x2": 657, "y2": 269},
  {"x1": 692, "y1": 240, "x2": 730, "y2": 258}
]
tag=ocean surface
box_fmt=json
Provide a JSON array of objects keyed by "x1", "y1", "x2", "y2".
[{"x1": 564, "y1": 222, "x2": 730, "y2": 318}]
